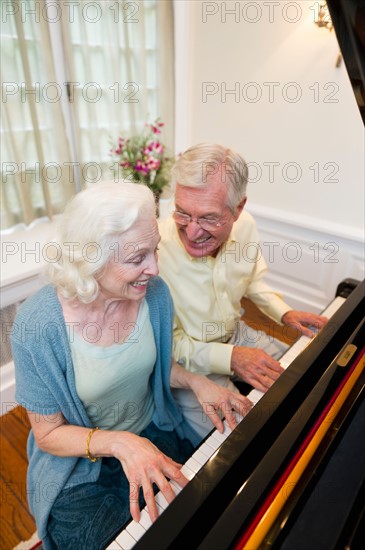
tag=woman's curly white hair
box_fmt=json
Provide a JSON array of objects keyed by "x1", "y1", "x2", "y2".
[{"x1": 46, "y1": 181, "x2": 156, "y2": 303}]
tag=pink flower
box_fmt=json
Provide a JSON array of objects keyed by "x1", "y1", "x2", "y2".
[
  {"x1": 150, "y1": 124, "x2": 161, "y2": 134},
  {"x1": 144, "y1": 156, "x2": 161, "y2": 172},
  {"x1": 153, "y1": 142, "x2": 164, "y2": 154},
  {"x1": 112, "y1": 119, "x2": 171, "y2": 189}
]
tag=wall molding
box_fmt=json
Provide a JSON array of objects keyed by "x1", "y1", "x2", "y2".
[{"x1": 247, "y1": 203, "x2": 364, "y2": 313}]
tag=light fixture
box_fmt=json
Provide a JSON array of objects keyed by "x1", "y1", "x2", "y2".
[
  {"x1": 314, "y1": 1, "x2": 342, "y2": 67},
  {"x1": 314, "y1": 1, "x2": 333, "y2": 31}
]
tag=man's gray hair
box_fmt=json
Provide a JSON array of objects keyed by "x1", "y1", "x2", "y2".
[
  {"x1": 171, "y1": 143, "x2": 248, "y2": 210},
  {"x1": 46, "y1": 181, "x2": 156, "y2": 303}
]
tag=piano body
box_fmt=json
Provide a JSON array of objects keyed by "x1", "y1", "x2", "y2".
[
  {"x1": 107, "y1": 279, "x2": 364, "y2": 549},
  {"x1": 106, "y1": 0, "x2": 365, "y2": 547}
]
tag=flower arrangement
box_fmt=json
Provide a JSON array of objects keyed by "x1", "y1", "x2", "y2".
[{"x1": 111, "y1": 119, "x2": 173, "y2": 197}]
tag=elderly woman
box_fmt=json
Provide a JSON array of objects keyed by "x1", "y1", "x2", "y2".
[{"x1": 12, "y1": 182, "x2": 252, "y2": 550}]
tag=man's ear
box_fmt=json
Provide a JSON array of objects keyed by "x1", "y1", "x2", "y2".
[{"x1": 233, "y1": 196, "x2": 247, "y2": 221}]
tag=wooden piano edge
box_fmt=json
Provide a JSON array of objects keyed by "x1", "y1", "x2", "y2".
[{"x1": 255, "y1": 370, "x2": 365, "y2": 550}]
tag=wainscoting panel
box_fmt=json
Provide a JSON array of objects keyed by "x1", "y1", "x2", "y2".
[{"x1": 249, "y1": 205, "x2": 365, "y2": 313}]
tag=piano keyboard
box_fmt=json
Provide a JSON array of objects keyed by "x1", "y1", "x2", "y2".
[{"x1": 105, "y1": 296, "x2": 346, "y2": 550}]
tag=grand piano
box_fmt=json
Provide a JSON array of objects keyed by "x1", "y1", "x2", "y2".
[
  {"x1": 106, "y1": 0, "x2": 365, "y2": 547},
  {"x1": 107, "y1": 279, "x2": 364, "y2": 549}
]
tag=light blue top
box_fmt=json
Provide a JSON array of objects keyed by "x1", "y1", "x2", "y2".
[
  {"x1": 71, "y1": 299, "x2": 156, "y2": 433},
  {"x1": 12, "y1": 277, "x2": 201, "y2": 550}
]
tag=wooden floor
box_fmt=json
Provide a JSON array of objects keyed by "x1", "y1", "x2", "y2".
[
  {"x1": 0, "y1": 298, "x2": 296, "y2": 550},
  {"x1": 0, "y1": 406, "x2": 36, "y2": 550}
]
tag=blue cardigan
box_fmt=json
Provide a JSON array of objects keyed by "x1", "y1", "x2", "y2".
[{"x1": 12, "y1": 277, "x2": 200, "y2": 549}]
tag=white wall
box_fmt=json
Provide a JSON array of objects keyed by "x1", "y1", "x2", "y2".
[
  {"x1": 175, "y1": 0, "x2": 364, "y2": 232},
  {"x1": 174, "y1": 0, "x2": 364, "y2": 307}
]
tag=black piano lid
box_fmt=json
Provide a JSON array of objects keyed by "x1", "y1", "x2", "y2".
[
  {"x1": 198, "y1": 319, "x2": 365, "y2": 550},
  {"x1": 326, "y1": 0, "x2": 365, "y2": 124}
]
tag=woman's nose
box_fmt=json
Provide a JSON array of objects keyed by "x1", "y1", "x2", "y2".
[{"x1": 146, "y1": 254, "x2": 159, "y2": 276}]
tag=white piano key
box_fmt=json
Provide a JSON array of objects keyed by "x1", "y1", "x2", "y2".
[
  {"x1": 185, "y1": 455, "x2": 202, "y2": 473},
  {"x1": 279, "y1": 336, "x2": 312, "y2": 369},
  {"x1": 145, "y1": 499, "x2": 164, "y2": 515},
  {"x1": 105, "y1": 544, "x2": 121, "y2": 550},
  {"x1": 154, "y1": 491, "x2": 169, "y2": 510},
  {"x1": 247, "y1": 388, "x2": 264, "y2": 403},
  {"x1": 192, "y1": 448, "x2": 209, "y2": 466},
  {"x1": 205, "y1": 434, "x2": 221, "y2": 451},
  {"x1": 170, "y1": 480, "x2": 183, "y2": 495},
  {"x1": 138, "y1": 508, "x2": 152, "y2": 530},
  {"x1": 180, "y1": 463, "x2": 196, "y2": 480},
  {"x1": 186, "y1": 456, "x2": 201, "y2": 474},
  {"x1": 169, "y1": 467, "x2": 193, "y2": 495},
  {"x1": 222, "y1": 420, "x2": 232, "y2": 436},
  {"x1": 126, "y1": 520, "x2": 146, "y2": 541},
  {"x1": 210, "y1": 428, "x2": 229, "y2": 444},
  {"x1": 322, "y1": 296, "x2": 345, "y2": 317},
  {"x1": 115, "y1": 529, "x2": 136, "y2": 550},
  {"x1": 198, "y1": 441, "x2": 215, "y2": 459}
]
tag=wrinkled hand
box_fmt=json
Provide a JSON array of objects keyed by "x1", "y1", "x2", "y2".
[
  {"x1": 231, "y1": 347, "x2": 284, "y2": 393},
  {"x1": 189, "y1": 375, "x2": 253, "y2": 433},
  {"x1": 282, "y1": 310, "x2": 328, "y2": 338},
  {"x1": 114, "y1": 433, "x2": 189, "y2": 523}
]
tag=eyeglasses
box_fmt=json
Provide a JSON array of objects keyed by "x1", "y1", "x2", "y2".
[{"x1": 172, "y1": 210, "x2": 226, "y2": 230}]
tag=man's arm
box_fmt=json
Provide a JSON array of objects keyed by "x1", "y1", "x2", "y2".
[
  {"x1": 173, "y1": 325, "x2": 285, "y2": 393},
  {"x1": 244, "y1": 254, "x2": 328, "y2": 337},
  {"x1": 172, "y1": 326, "x2": 234, "y2": 376}
]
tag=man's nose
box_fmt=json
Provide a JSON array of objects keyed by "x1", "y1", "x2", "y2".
[{"x1": 185, "y1": 220, "x2": 206, "y2": 239}]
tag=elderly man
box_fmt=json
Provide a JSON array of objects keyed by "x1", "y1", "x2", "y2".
[{"x1": 158, "y1": 143, "x2": 327, "y2": 437}]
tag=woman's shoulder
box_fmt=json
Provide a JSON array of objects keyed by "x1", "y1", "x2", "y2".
[{"x1": 15, "y1": 284, "x2": 59, "y2": 323}]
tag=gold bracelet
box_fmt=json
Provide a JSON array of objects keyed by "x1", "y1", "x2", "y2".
[{"x1": 86, "y1": 427, "x2": 100, "y2": 462}]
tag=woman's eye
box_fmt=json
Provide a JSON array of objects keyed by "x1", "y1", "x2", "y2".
[{"x1": 131, "y1": 256, "x2": 144, "y2": 264}]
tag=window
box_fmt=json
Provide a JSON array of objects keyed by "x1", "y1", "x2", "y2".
[{"x1": 1, "y1": 0, "x2": 174, "y2": 232}]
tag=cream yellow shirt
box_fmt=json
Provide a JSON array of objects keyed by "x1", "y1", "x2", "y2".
[{"x1": 158, "y1": 211, "x2": 291, "y2": 376}]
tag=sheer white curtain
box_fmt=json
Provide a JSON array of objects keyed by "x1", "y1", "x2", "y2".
[
  {"x1": 1, "y1": 0, "x2": 175, "y2": 231},
  {"x1": 1, "y1": 0, "x2": 74, "y2": 230},
  {"x1": 58, "y1": 0, "x2": 175, "y2": 187}
]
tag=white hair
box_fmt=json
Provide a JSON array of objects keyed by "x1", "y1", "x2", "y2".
[
  {"x1": 46, "y1": 181, "x2": 156, "y2": 303},
  {"x1": 171, "y1": 143, "x2": 248, "y2": 210}
]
